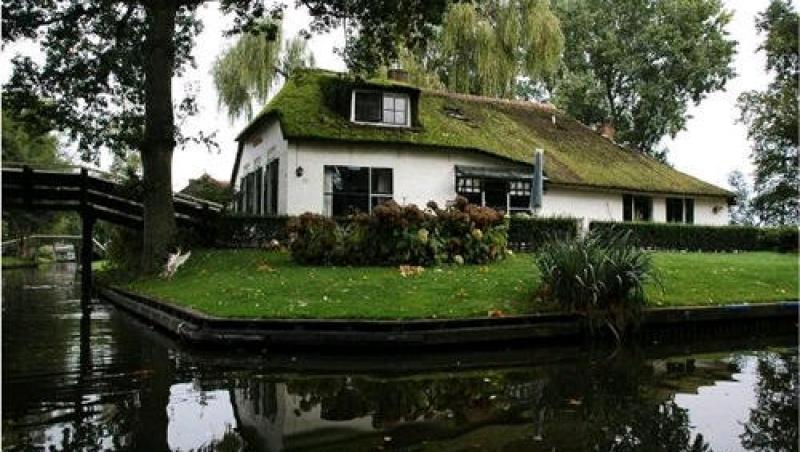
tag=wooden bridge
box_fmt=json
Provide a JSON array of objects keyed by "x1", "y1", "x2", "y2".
[
  {"x1": 2, "y1": 164, "x2": 223, "y2": 227},
  {"x1": 2, "y1": 164, "x2": 224, "y2": 303}
]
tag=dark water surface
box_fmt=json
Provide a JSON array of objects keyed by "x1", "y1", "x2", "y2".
[{"x1": 2, "y1": 264, "x2": 797, "y2": 451}]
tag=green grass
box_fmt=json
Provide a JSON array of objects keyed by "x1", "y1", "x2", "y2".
[
  {"x1": 119, "y1": 249, "x2": 798, "y2": 320},
  {"x1": 647, "y1": 252, "x2": 798, "y2": 306},
  {"x1": 91, "y1": 260, "x2": 109, "y2": 271},
  {"x1": 1, "y1": 256, "x2": 37, "y2": 269}
]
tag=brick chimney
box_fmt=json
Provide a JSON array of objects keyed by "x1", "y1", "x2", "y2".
[
  {"x1": 387, "y1": 62, "x2": 409, "y2": 83},
  {"x1": 599, "y1": 120, "x2": 615, "y2": 141}
]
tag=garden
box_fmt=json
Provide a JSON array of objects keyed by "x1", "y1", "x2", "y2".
[{"x1": 110, "y1": 198, "x2": 799, "y2": 327}]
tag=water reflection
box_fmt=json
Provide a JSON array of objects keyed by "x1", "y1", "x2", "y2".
[
  {"x1": 741, "y1": 351, "x2": 798, "y2": 452},
  {"x1": 2, "y1": 265, "x2": 797, "y2": 451}
]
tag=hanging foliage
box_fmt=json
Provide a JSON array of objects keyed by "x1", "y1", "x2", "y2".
[
  {"x1": 212, "y1": 21, "x2": 316, "y2": 122},
  {"x1": 212, "y1": 20, "x2": 282, "y2": 122},
  {"x1": 438, "y1": 0, "x2": 563, "y2": 98}
]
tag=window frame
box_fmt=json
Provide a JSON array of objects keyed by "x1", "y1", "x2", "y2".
[
  {"x1": 666, "y1": 197, "x2": 695, "y2": 224},
  {"x1": 350, "y1": 90, "x2": 411, "y2": 128},
  {"x1": 622, "y1": 194, "x2": 653, "y2": 222},
  {"x1": 455, "y1": 176, "x2": 533, "y2": 213},
  {"x1": 323, "y1": 165, "x2": 394, "y2": 216}
]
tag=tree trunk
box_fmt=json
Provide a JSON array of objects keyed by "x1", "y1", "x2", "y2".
[{"x1": 141, "y1": 1, "x2": 178, "y2": 272}]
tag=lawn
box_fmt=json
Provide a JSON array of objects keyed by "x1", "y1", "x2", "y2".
[
  {"x1": 1, "y1": 256, "x2": 37, "y2": 269},
  {"x1": 119, "y1": 249, "x2": 798, "y2": 320},
  {"x1": 648, "y1": 251, "x2": 798, "y2": 306}
]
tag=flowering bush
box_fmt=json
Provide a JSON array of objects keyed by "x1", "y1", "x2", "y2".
[{"x1": 287, "y1": 196, "x2": 508, "y2": 266}]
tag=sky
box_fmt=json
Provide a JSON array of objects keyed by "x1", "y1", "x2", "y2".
[{"x1": 0, "y1": 0, "x2": 781, "y2": 191}]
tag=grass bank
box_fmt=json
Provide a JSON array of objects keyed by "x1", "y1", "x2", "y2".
[
  {"x1": 649, "y1": 251, "x2": 798, "y2": 306},
  {"x1": 115, "y1": 249, "x2": 798, "y2": 320},
  {"x1": 1, "y1": 256, "x2": 38, "y2": 269}
]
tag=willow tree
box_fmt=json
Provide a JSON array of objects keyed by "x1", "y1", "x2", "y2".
[
  {"x1": 438, "y1": 0, "x2": 564, "y2": 98},
  {"x1": 213, "y1": 22, "x2": 316, "y2": 122}
]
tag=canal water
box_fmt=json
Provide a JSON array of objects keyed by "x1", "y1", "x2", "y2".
[{"x1": 2, "y1": 264, "x2": 797, "y2": 451}]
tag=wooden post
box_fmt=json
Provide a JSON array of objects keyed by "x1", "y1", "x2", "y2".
[
  {"x1": 79, "y1": 167, "x2": 94, "y2": 308},
  {"x1": 80, "y1": 213, "x2": 95, "y2": 308},
  {"x1": 22, "y1": 165, "x2": 33, "y2": 208}
]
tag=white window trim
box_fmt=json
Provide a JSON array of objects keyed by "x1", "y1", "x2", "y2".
[{"x1": 350, "y1": 89, "x2": 411, "y2": 128}]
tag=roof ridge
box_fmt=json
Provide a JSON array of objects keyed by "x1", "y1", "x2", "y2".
[{"x1": 422, "y1": 88, "x2": 559, "y2": 113}]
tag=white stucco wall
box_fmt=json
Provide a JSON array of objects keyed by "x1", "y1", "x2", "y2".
[
  {"x1": 693, "y1": 196, "x2": 730, "y2": 226},
  {"x1": 539, "y1": 187, "x2": 622, "y2": 230},
  {"x1": 285, "y1": 141, "x2": 520, "y2": 215},
  {"x1": 235, "y1": 120, "x2": 290, "y2": 214},
  {"x1": 540, "y1": 188, "x2": 730, "y2": 228},
  {"x1": 234, "y1": 119, "x2": 730, "y2": 225}
]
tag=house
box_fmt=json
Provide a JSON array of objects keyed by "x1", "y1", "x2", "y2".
[{"x1": 230, "y1": 69, "x2": 732, "y2": 229}]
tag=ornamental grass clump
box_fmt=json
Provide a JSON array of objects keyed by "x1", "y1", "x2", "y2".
[
  {"x1": 535, "y1": 230, "x2": 657, "y2": 341},
  {"x1": 288, "y1": 196, "x2": 507, "y2": 266}
]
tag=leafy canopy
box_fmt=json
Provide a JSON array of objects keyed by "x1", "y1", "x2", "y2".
[
  {"x1": 438, "y1": 0, "x2": 564, "y2": 98},
  {"x1": 212, "y1": 20, "x2": 315, "y2": 122},
  {"x1": 552, "y1": 0, "x2": 736, "y2": 159},
  {"x1": 737, "y1": 0, "x2": 799, "y2": 225}
]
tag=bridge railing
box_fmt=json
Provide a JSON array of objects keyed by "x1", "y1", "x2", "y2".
[{"x1": 3, "y1": 164, "x2": 225, "y2": 228}]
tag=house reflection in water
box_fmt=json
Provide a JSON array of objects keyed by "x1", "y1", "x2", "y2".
[{"x1": 222, "y1": 354, "x2": 750, "y2": 452}]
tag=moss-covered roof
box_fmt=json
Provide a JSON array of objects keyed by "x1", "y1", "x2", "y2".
[{"x1": 237, "y1": 69, "x2": 731, "y2": 197}]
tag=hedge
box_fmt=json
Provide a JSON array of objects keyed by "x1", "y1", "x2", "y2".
[
  {"x1": 205, "y1": 215, "x2": 798, "y2": 253},
  {"x1": 208, "y1": 214, "x2": 291, "y2": 248},
  {"x1": 507, "y1": 216, "x2": 580, "y2": 250},
  {"x1": 589, "y1": 221, "x2": 798, "y2": 252},
  {"x1": 208, "y1": 214, "x2": 581, "y2": 251}
]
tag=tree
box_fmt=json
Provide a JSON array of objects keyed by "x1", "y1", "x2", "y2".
[
  {"x1": 437, "y1": 0, "x2": 563, "y2": 98},
  {"x1": 737, "y1": 0, "x2": 799, "y2": 226},
  {"x1": 212, "y1": 22, "x2": 315, "y2": 122},
  {"x1": 551, "y1": 0, "x2": 736, "y2": 159},
  {"x1": 1, "y1": 105, "x2": 69, "y2": 253},
  {"x1": 180, "y1": 174, "x2": 234, "y2": 205},
  {"x1": 727, "y1": 170, "x2": 755, "y2": 226},
  {"x1": 3, "y1": 0, "x2": 449, "y2": 272},
  {"x1": 378, "y1": 0, "x2": 563, "y2": 98},
  {"x1": 280, "y1": 36, "x2": 316, "y2": 77}
]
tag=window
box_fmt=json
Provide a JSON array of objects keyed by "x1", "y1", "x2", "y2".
[
  {"x1": 242, "y1": 173, "x2": 255, "y2": 214},
  {"x1": 353, "y1": 92, "x2": 382, "y2": 122},
  {"x1": 456, "y1": 176, "x2": 533, "y2": 213},
  {"x1": 456, "y1": 177, "x2": 482, "y2": 205},
  {"x1": 371, "y1": 168, "x2": 393, "y2": 209},
  {"x1": 509, "y1": 181, "x2": 532, "y2": 211},
  {"x1": 623, "y1": 194, "x2": 653, "y2": 221},
  {"x1": 254, "y1": 167, "x2": 263, "y2": 215},
  {"x1": 352, "y1": 91, "x2": 410, "y2": 127},
  {"x1": 666, "y1": 197, "x2": 694, "y2": 224},
  {"x1": 382, "y1": 94, "x2": 407, "y2": 126},
  {"x1": 237, "y1": 158, "x2": 280, "y2": 215},
  {"x1": 685, "y1": 199, "x2": 694, "y2": 224},
  {"x1": 323, "y1": 166, "x2": 393, "y2": 216},
  {"x1": 267, "y1": 159, "x2": 279, "y2": 215}
]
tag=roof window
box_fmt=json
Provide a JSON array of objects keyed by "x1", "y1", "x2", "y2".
[{"x1": 351, "y1": 90, "x2": 410, "y2": 127}]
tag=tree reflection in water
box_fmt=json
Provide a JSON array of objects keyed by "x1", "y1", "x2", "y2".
[
  {"x1": 741, "y1": 351, "x2": 798, "y2": 452},
  {"x1": 232, "y1": 350, "x2": 723, "y2": 451}
]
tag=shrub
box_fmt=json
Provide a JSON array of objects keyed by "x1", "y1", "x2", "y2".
[
  {"x1": 209, "y1": 214, "x2": 291, "y2": 248},
  {"x1": 35, "y1": 244, "x2": 55, "y2": 262},
  {"x1": 288, "y1": 197, "x2": 508, "y2": 266},
  {"x1": 759, "y1": 226, "x2": 799, "y2": 253},
  {"x1": 590, "y1": 221, "x2": 800, "y2": 252},
  {"x1": 105, "y1": 226, "x2": 143, "y2": 273},
  {"x1": 508, "y1": 215, "x2": 580, "y2": 250},
  {"x1": 536, "y1": 230, "x2": 656, "y2": 341},
  {"x1": 590, "y1": 221, "x2": 762, "y2": 251}
]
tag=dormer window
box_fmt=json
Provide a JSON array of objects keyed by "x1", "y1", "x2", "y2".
[{"x1": 351, "y1": 90, "x2": 410, "y2": 127}]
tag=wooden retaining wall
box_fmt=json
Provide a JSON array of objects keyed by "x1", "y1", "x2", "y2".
[{"x1": 98, "y1": 286, "x2": 798, "y2": 349}]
